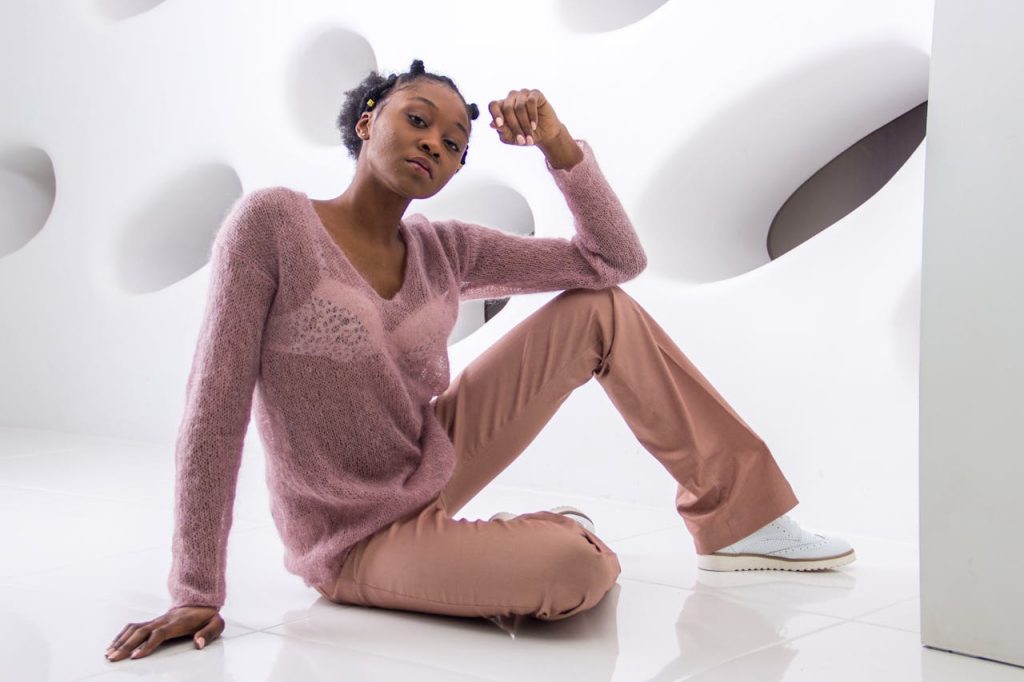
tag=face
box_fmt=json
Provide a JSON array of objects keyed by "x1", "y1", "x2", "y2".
[{"x1": 356, "y1": 80, "x2": 471, "y2": 199}]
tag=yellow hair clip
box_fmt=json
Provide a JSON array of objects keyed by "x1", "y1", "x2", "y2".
[{"x1": 366, "y1": 98, "x2": 375, "y2": 109}]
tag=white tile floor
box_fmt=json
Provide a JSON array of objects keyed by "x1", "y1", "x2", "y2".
[{"x1": 2, "y1": 426, "x2": 1022, "y2": 682}]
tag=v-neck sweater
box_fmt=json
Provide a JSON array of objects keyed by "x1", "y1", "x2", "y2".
[{"x1": 168, "y1": 139, "x2": 648, "y2": 609}]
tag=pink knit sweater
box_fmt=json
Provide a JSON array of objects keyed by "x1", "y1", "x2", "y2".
[{"x1": 168, "y1": 139, "x2": 647, "y2": 609}]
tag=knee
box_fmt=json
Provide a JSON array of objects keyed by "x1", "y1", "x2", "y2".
[
  {"x1": 533, "y1": 523, "x2": 621, "y2": 620},
  {"x1": 553, "y1": 285, "x2": 627, "y2": 317}
]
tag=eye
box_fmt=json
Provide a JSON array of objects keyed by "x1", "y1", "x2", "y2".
[{"x1": 409, "y1": 114, "x2": 461, "y2": 154}]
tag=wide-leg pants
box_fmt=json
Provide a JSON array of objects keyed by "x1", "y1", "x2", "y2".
[{"x1": 314, "y1": 285, "x2": 799, "y2": 620}]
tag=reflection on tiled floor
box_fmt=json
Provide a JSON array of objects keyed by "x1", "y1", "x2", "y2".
[{"x1": 1, "y1": 426, "x2": 1022, "y2": 681}]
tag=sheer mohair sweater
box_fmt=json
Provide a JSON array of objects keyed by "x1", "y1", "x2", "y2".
[{"x1": 168, "y1": 139, "x2": 648, "y2": 609}]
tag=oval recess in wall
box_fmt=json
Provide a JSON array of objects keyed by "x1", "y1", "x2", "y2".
[
  {"x1": 286, "y1": 26, "x2": 377, "y2": 147},
  {"x1": 767, "y1": 101, "x2": 927, "y2": 259},
  {"x1": 0, "y1": 144, "x2": 56, "y2": 258},
  {"x1": 94, "y1": 0, "x2": 167, "y2": 22},
  {"x1": 634, "y1": 42, "x2": 930, "y2": 284},
  {"x1": 114, "y1": 163, "x2": 243, "y2": 294},
  {"x1": 556, "y1": 0, "x2": 671, "y2": 32}
]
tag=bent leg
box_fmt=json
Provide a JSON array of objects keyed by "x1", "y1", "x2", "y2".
[
  {"x1": 432, "y1": 286, "x2": 798, "y2": 555},
  {"x1": 316, "y1": 498, "x2": 621, "y2": 621}
]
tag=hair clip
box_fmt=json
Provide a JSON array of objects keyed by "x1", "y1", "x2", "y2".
[{"x1": 366, "y1": 98, "x2": 375, "y2": 109}]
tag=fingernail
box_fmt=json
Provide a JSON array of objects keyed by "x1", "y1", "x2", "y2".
[
  {"x1": 526, "y1": 135, "x2": 534, "y2": 145},
  {"x1": 197, "y1": 637, "x2": 206, "y2": 649},
  {"x1": 130, "y1": 649, "x2": 141, "y2": 659},
  {"x1": 531, "y1": 121, "x2": 537, "y2": 131},
  {"x1": 496, "y1": 116, "x2": 503, "y2": 127},
  {"x1": 516, "y1": 134, "x2": 525, "y2": 145}
]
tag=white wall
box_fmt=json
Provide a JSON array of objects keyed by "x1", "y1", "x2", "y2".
[
  {"x1": 919, "y1": 0, "x2": 1024, "y2": 667},
  {"x1": 0, "y1": 0, "x2": 933, "y2": 544}
]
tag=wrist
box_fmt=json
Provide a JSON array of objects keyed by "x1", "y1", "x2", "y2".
[{"x1": 539, "y1": 125, "x2": 583, "y2": 170}]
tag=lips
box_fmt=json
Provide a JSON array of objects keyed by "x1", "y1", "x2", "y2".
[{"x1": 407, "y1": 157, "x2": 432, "y2": 178}]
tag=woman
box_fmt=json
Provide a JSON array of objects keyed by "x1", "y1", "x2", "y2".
[{"x1": 105, "y1": 59, "x2": 854, "y2": 662}]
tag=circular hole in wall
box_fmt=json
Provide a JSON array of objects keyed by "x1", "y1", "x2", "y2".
[
  {"x1": 286, "y1": 26, "x2": 377, "y2": 147},
  {"x1": 0, "y1": 144, "x2": 56, "y2": 258},
  {"x1": 555, "y1": 0, "x2": 671, "y2": 32},
  {"x1": 634, "y1": 42, "x2": 930, "y2": 284},
  {"x1": 94, "y1": 0, "x2": 167, "y2": 22},
  {"x1": 115, "y1": 163, "x2": 243, "y2": 294},
  {"x1": 410, "y1": 182, "x2": 534, "y2": 342},
  {"x1": 768, "y1": 101, "x2": 927, "y2": 259}
]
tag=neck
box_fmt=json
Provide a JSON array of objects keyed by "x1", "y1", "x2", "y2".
[{"x1": 325, "y1": 166, "x2": 411, "y2": 248}]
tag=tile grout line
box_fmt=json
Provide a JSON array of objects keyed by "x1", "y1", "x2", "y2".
[{"x1": 260, "y1": 628, "x2": 503, "y2": 681}]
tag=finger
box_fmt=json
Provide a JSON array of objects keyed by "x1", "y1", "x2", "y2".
[
  {"x1": 487, "y1": 100, "x2": 504, "y2": 129},
  {"x1": 107, "y1": 623, "x2": 141, "y2": 658},
  {"x1": 513, "y1": 90, "x2": 533, "y2": 144},
  {"x1": 502, "y1": 92, "x2": 526, "y2": 145},
  {"x1": 108, "y1": 627, "x2": 152, "y2": 661},
  {"x1": 526, "y1": 92, "x2": 539, "y2": 134},
  {"x1": 489, "y1": 99, "x2": 514, "y2": 143},
  {"x1": 194, "y1": 613, "x2": 225, "y2": 649},
  {"x1": 130, "y1": 625, "x2": 170, "y2": 659},
  {"x1": 108, "y1": 623, "x2": 135, "y2": 650}
]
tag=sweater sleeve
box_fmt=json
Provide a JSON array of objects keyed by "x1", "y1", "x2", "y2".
[
  {"x1": 430, "y1": 139, "x2": 647, "y2": 301},
  {"x1": 167, "y1": 192, "x2": 278, "y2": 610}
]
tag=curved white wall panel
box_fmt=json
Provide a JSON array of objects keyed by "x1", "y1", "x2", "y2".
[
  {"x1": 286, "y1": 26, "x2": 377, "y2": 147},
  {"x1": 113, "y1": 163, "x2": 243, "y2": 294},
  {"x1": 555, "y1": 0, "x2": 672, "y2": 33},
  {"x1": 93, "y1": 0, "x2": 167, "y2": 23},
  {"x1": 636, "y1": 42, "x2": 929, "y2": 285},
  {"x1": 0, "y1": 143, "x2": 56, "y2": 258},
  {"x1": 0, "y1": 0, "x2": 934, "y2": 543}
]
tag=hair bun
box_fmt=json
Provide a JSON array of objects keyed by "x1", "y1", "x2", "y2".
[
  {"x1": 467, "y1": 102, "x2": 479, "y2": 120},
  {"x1": 409, "y1": 59, "x2": 426, "y2": 75}
]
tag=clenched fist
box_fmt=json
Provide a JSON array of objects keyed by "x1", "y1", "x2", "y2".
[{"x1": 488, "y1": 88, "x2": 564, "y2": 147}]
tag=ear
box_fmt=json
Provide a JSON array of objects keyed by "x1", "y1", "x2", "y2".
[{"x1": 355, "y1": 112, "x2": 372, "y2": 140}]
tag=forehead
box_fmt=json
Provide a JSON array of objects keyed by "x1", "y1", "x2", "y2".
[{"x1": 396, "y1": 81, "x2": 469, "y2": 128}]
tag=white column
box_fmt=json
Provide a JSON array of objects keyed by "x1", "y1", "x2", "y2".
[{"x1": 920, "y1": 0, "x2": 1024, "y2": 667}]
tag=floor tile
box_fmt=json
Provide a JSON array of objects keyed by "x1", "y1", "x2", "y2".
[
  {"x1": 267, "y1": 576, "x2": 841, "y2": 682},
  {"x1": 5, "y1": 524, "x2": 318, "y2": 632},
  {"x1": 855, "y1": 597, "x2": 920, "y2": 633},
  {"x1": 683, "y1": 620, "x2": 1024, "y2": 681},
  {"x1": 81, "y1": 630, "x2": 491, "y2": 682},
  {"x1": 0, "y1": 583, "x2": 255, "y2": 682},
  {"x1": 10, "y1": 429, "x2": 1013, "y2": 682},
  {"x1": 611, "y1": 525, "x2": 919, "y2": 620},
  {"x1": 0, "y1": 489, "x2": 185, "y2": 579}
]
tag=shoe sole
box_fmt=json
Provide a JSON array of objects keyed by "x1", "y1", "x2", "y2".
[
  {"x1": 549, "y1": 505, "x2": 597, "y2": 534},
  {"x1": 697, "y1": 549, "x2": 857, "y2": 572},
  {"x1": 488, "y1": 506, "x2": 597, "y2": 534}
]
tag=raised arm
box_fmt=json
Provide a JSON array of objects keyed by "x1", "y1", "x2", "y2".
[{"x1": 432, "y1": 135, "x2": 647, "y2": 301}]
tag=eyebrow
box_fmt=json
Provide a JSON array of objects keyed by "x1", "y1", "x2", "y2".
[{"x1": 408, "y1": 96, "x2": 470, "y2": 139}]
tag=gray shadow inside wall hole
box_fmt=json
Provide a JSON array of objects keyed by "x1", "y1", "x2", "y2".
[{"x1": 634, "y1": 41, "x2": 930, "y2": 284}]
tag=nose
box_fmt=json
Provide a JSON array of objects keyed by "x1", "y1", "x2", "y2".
[{"x1": 419, "y1": 140, "x2": 440, "y2": 161}]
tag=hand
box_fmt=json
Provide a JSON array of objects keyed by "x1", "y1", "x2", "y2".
[
  {"x1": 488, "y1": 88, "x2": 563, "y2": 148},
  {"x1": 105, "y1": 606, "x2": 224, "y2": 662}
]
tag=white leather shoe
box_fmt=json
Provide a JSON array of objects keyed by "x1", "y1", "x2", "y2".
[
  {"x1": 489, "y1": 505, "x2": 597, "y2": 534},
  {"x1": 697, "y1": 514, "x2": 856, "y2": 572}
]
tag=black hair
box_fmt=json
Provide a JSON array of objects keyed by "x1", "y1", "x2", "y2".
[{"x1": 337, "y1": 58, "x2": 480, "y2": 166}]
